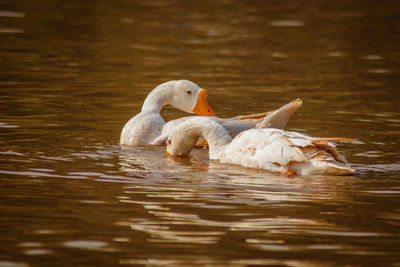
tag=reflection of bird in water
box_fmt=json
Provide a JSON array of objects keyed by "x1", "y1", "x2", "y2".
[
  {"x1": 119, "y1": 146, "x2": 210, "y2": 178},
  {"x1": 118, "y1": 146, "x2": 358, "y2": 209},
  {"x1": 118, "y1": 146, "x2": 169, "y2": 177},
  {"x1": 164, "y1": 149, "x2": 210, "y2": 173}
]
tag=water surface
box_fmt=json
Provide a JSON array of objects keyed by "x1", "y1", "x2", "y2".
[{"x1": 1, "y1": 0, "x2": 399, "y2": 266}]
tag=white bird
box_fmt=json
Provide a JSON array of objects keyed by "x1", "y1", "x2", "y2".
[
  {"x1": 120, "y1": 80, "x2": 216, "y2": 146},
  {"x1": 166, "y1": 117, "x2": 355, "y2": 176},
  {"x1": 120, "y1": 80, "x2": 302, "y2": 147},
  {"x1": 150, "y1": 98, "x2": 303, "y2": 146}
]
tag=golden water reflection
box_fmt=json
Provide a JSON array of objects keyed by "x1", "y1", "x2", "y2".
[{"x1": 0, "y1": 0, "x2": 399, "y2": 265}]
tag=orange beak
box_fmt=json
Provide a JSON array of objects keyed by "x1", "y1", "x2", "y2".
[
  {"x1": 192, "y1": 89, "x2": 216, "y2": 116},
  {"x1": 166, "y1": 147, "x2": 170, "y2": 156}
]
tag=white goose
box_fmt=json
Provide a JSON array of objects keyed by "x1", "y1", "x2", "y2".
[
  {"x1": 120, "y1": 80, "x2": 216, "y2": 146},
  {"x1": 121, "y1": 80, "x2": 302, "y2": 147},
  {"x1": 166, "y1": 117, "x2": 355, "y2": 176},
  {"x1": 150, "y1": 99, "x2": 303, "y2": 146}
]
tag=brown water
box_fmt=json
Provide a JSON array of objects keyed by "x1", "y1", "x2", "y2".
[{"x1": 1, "y1": 0, "x2": 400, "y2": 266}]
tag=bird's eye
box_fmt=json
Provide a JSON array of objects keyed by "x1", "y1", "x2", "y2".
[
  {"x1": 186, "y1": 90, "x2": 192, "y2": 95},
  {"x1": 167, "y1": 140, "x2": 171, "y2": 145}
]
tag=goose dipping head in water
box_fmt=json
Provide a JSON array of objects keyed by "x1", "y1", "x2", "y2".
[
  {"x1": 166, "y1": 117, "x2": 356, "y2": 176},
  {"x1": 120, "y1": 80, "x2": 303, "y2": 148}
]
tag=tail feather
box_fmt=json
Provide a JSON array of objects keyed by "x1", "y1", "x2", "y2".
[
  {"x1": 256, "y1": 98, "x2": 302, "y2": 129},
  {"x1": 233, "y1": 111, "x2": 269, "y2": 122},
  {"x1": 311, "y1": 139, "x2": 347, "y2": 164},
  {"x1": 312, "y1": 137, "x2": 358, "y2": 142}
]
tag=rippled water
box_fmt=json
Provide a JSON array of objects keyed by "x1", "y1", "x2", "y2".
[{"x1": 1, "y1": 0, "x2": 399, "y2": 266}]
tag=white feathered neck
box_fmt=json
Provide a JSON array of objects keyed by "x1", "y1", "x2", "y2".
[
  {"x1": 176, "y1": 118, "x2": 232, "y2": 158},
  {"x1": 141, "y1": 81, "x2": 175, "y2": 113}
]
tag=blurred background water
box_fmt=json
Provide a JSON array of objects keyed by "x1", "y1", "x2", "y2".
[{"x1": 1, "y1": 0, "x2": 399, "y2": 266}]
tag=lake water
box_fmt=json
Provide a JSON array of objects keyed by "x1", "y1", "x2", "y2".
[{"x1": 1, "y1": 0, "x2": 399, "y2": 266}]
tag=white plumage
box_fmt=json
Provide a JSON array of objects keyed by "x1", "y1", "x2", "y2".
[
  {"x1": 120, "y1": 80, "x2": 302, "y2": 147},
  {"x1": 166, "y1": 117, "x2": 355, "y2": 176},
  {"x1": 150, "y1": 98, "x2": 303, "y2": 146},
  {"x1": 120, "y1": 80, "x2": 216, "y2": 146}
]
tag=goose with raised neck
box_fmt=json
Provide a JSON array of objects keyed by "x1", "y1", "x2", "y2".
[{"x1": 120, "y1": 80, "x2": 215, "y2": 146}]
